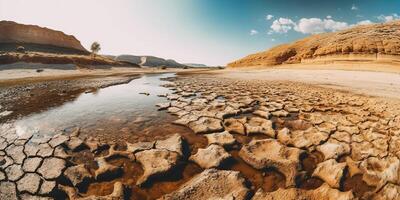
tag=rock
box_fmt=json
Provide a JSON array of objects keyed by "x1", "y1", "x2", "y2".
[
  {"x1": 337, "y1": 126, "x2": 359, "y2": 135},
  {"x1": 0, "y1": 181, "x2": 18, "y2": 200},
  {"x1": 5, "y1": 145, "x2": 25, "y2": 164},
  {"x1": 135, "y1": 149, "x2": 180, "y2": 186},
  {"x1": 0, "y1": 170, "x2": 5, "y2": 181},
  {"x1": 36, "y1": 143, "x2": 54, "y2": 157},
  {"x1": 331, "y1": 131, "x2": 351, "y2": 143},
  {"x1": 160, "y1": 169, "x2": 250, "y2": 200},
  {"x1": 17, "y1": 173, "x2": 41, "y2": 194},
  {"x1": 277, "y1": 128, "x2": 291, "y2": 145},
  {"x1": 360, "y1": 157, "x2": 400, "y2": 189},
  {"x1": 288, "y1": 127, "x2": 329, "y2": 149},
  {"x1": 190, "y1": 144, "x2": 232, "y2": 169},
  {"x1": 126, "y1": 141, "x2": 154, "y2": 153},
  {"x1": 64, "y1": 164, "x2": 92, "y2": 189},
  {"x1": 205, "y1": 131, "x2": 236, "y2": 147},
  {"x1": 253, "y1": 110, "x2": 271, "y2": 119},
  {"x1": 239, "y1": 139, "x2": 304, "y2": 187},
  {"x1": 245, "y1": 117, "x2": 275, "y2": 137},
  {"x1": 316, "y1": 139, "x2": 350, "y2": 160},
  {"x1": 19, "y1": 194, "x2": 52, "y2": 200},
  {"x1": 188, "y1": 117, "x2": 223, "y2": 134},
  {"x1": 66, "y1": 137, "x2": 85, "y2": 151},
  {"x1": 48, "y1": 134, "x2": 69, "y2": 148},
  {"x1": 223, "y1": 117, "x2": 246, "y2": 135},
  {"x1": 252, "y1": 183, "x2": 355, "y2": 200},
  {"x1": 271, "y1": 110, "x2": 289, "y2": 117},
  {"x1": 373, "y1": 183, "x2": 400, "y2": 200},
  {"x1": 39, "y1": 180, "x2": 56, "y2": 195},
  {"x1": 104, "y1": 144, "x2": 135, "y2": 160},
  {"x1": 37, "y1": 157, "x2": 66, "y2": 180},
  {"x1": 54, "y1": 146, "x2": 70, "y2": 159},
  {"x1": 156, "y1": 102, "x2": 170, "y2": 110},
  {"x1": 5, "y1": 164, "x2": 24, "y2": 181},
  {"x1": 312, "y1": 159, "x2": 346, "y2": 188},
  {"x1": 22, "y1": 157, "x2": 42, "y2": 172},
  {"x1": 155, "y1": 134, "x2": 184, "y2": 156},
  {"x1": 173, "y1": 114, "x2": 200, "y2": 126},
  {"x1": 60, "y1": 181, "x2": 126, "y2": 200},
  {"x1": 84, "y1": 137, "x2": 108, "y2": 153},
  {"x1": 94, "y1": 157, "x2": 122, "y2": 181},
  {"x1": 24, "y1": 143, "x2": 40, "y2": 157}
]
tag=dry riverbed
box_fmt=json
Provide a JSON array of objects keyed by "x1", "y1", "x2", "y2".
[{"x1": 1, "y1": 70, "x2": 400, "y2": 200}]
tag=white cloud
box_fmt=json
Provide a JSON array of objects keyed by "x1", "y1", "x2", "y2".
[
  {"x1": 351, "y1": 4, "x2": 358, "y2": 10},
  {"x1": 294, "y1": 18, "x2": 349, "y2": 34},
  {"x1": 270, "y1": 17, "x2": 295, "y2": 33},
  {"x1": 267, "y1": 30, "x2": 274, "y2": 35},
  {"x1": 250, "y1": 29, "x2": 258, "y2": 35},
  {"x1": 377, "y1": 14, "x2": 400, "y2": 22},
  {"x1": 271, "y1": 38, "x2": 276, "y2": 42},
  {"x1": 266, "y1": 14, "x2": 274, "y2": 20},
  {"x1": 357, "y1": 20, "x2": 373, "y2": 25},
  {"x1": 326, "y1": 15, "x2": 332, "y2": 19}
]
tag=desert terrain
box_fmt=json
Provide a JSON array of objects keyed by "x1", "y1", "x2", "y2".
[{"x1": 1, "y1": 19, "x2": 400, "y2": 200}]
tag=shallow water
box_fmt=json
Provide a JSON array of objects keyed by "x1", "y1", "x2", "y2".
[{"x1": 13, "y1": 73, "x2": 176, "y2": 139}]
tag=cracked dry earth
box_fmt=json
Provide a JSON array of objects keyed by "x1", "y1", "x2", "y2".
[{"x1": 1, "y1": 74, "x2": 400, "y2": 200}]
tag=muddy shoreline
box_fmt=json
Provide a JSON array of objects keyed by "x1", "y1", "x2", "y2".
[
  {"x1": 1, "y1": 71, "x2": 400, "y2": 200},
  {"x1": 0, "y1": 74, "x2": 140, "y2": 123}
]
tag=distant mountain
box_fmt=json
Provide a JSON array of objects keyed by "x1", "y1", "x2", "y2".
[
  {"x1": 228, "y1": 20, "x2": 400, "y2": 67},
  {"x1": 0, "y1": 21, "x2": 88, "y2": 55},
  {"x1": 115, "y1": 55, "x2": 185, "y2": 68},
  {"x1": 183, "y1": 63, "x2": 208, "y2": 67}
]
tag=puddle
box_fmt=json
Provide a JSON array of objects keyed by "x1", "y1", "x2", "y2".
[{"x1": 11, "y1": 73, "x2": 177, "y2": 141}]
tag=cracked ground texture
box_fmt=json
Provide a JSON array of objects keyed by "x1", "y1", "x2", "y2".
[{"x1": 1, "y1": 74, "x2": 400, "y2": 200}]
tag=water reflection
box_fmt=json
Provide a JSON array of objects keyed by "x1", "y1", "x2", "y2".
[{"x1": 14, "y1": 73, "x2": 175, "y2": 138}]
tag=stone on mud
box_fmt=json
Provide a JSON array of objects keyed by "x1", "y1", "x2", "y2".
[
  {"x1": 5, "y1": 164, "x2": 24, "y2": 181},
  {"x1": 312, "y1": 159, "x2": 346, "y2": 188},
  {"x1": 190, "y1": 144, "x2": 232, "y2": 169},
  {"x1": 37, "y1": 157, "x2": 66, "y2": 180},
  {"x1": 17, "y1": 173, "x2": 41, "y2": 194},
  {"x1": 64, "y1": 164, "x2": 92, "y2": 189},
  {"x1": 245, "y1": 117, "x2": 275, "y2": 137},
  {"x1": 223, "y1": 117, "x2": 246, "y2": 135},
  {"x1": 160, "y1": 169, "x2": 250, "y2": 200},
  {"x1": 60, "y1": 181, "x2": 126, "y2": 200},
  {"x1": 135, "y1": 149, "x2": 180, "y2": 186},
  {"x1": 316, "y1": 139, "x2": 350, "y2": 160},
  {"x1": 0, "y1": 181, "x2": 18, "y2": 200},
  {"x1": 94, "y1": 157, "x2": 123, "y2": 181},
  {"x1": 239, "y1": 139, "x2": 304, "y2": 187},
  {"x1": 155, "y1": 134, "x2": 184, "y2": 156},
  {"x1": 22, "y1": 157, "x2": 42, "y2": 172},
  {"x1": 205, "y1": 131, "x2": 236, "y2": 147},
  {"x1": 252, "y1": 183, "x2": 355, "y2": 200},
  {"x1": 126, "y1": 141, "x2": 154, "y2": 153},
  {"x1": 188, "y1": 117, "x2": 223, "y2": 134}
]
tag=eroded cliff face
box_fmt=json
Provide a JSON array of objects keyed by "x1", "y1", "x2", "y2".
[
  {"x1": 0, "y1": 21, "x2": 88, "y2": 54},
  {"x1": 228, "y1": 20, "x2": 400, "y2": 67}
]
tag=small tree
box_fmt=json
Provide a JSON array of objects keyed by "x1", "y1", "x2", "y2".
[{"x1": 90, "y1": 42, "x2": 101, "y2": 59}]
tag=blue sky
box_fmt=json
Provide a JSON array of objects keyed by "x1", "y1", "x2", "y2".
[{"x1": 1, "y1": 0, "x2": 399, "y2": 65}]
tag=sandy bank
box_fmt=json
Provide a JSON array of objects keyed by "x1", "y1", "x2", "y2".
[
  {"x1": 212, "y1": 67, "x2": 400, "y2": 99},
  {"x1": 0, "y1": 67, "x2": 212, "y2": 86}
]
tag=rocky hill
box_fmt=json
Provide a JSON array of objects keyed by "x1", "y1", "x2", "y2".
[
  {"x1": 115, "y1": 55, "x2": 185, "y2": 68},
  {"x1": 0, "y1": 21, "x2": 88, "y2": 54},
  {"x1": 228, "y1": 20, "x2": 400, "y2": 67}
]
